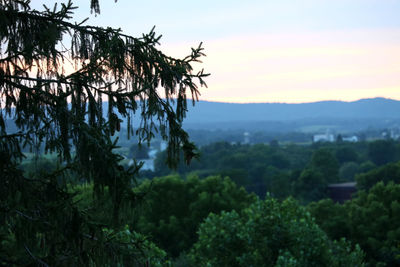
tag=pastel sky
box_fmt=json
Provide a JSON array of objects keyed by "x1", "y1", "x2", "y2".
[{"x1": 33, "y1": 1, "x2": 400, "y2": 103}]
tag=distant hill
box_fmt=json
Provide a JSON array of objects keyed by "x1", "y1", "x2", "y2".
[
  {"x1": 184, "y1": 97, "x2": 400, "y2": 123},
  {"x1": 180, "y1": 98, "x2": 400, "y2": 132}
]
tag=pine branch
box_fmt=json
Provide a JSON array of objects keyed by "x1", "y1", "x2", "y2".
[
  {"x1": 24, "y1": 244, "x2": 50, "y2": 267},
  {"x1": 3, "y1": 6, "x2": 206, "y2": 67}
]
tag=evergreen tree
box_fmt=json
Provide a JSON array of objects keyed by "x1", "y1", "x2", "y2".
[{"x1": 0, "y1": 0, "x2": 207, "y2": 265}]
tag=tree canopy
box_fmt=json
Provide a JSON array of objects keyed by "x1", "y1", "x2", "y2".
[
  {"x1": 190, "y1": 197, "x2": 365, "y2": 266},
  {"x1": 133, "y1": 175, "x2": 256, "y2": 257},
  {"x1": 0, "y1": 0, "x2": 207, "y2": 265},
  {"x1": 309, "y1": 182, "x2": 400, "y2": 266},
  {"x1": 356, "y1": 161, "x2": 400, "y2": 190}
]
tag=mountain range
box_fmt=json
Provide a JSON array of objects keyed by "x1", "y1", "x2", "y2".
[
  {"x1": 182, "y1": 97, "x2": 400, "y2": 132},
  {"x1": 184, "y1": 97, "x2": 400, "y2": 122}
]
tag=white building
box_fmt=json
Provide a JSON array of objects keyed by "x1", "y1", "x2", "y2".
[
  {"x1": 243, "y1": 132, "x2": 250, "y2": 144},
  {"x1": 343, "y1": 136, "x2": 359, "y2": 142},
  {"x1": 313, "y1": 133, "x2": 335, "y2": 143}
]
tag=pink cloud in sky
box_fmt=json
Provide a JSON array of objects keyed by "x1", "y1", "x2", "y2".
[{"x1": 162, "y1": 29, "x2": 400, "y2": 103}]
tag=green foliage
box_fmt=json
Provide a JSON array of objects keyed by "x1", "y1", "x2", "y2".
[
  {"x1": 133, "y1": 175, "x2": 256, "y2": 258},
  {"x1": 151, "y1": 141, "x2": 379, "y2": 201},
  {"x1": 310, "y1": 148, "x2": 339, "y2": 183},
  {"x1": 368, "y1": 140, "x2": 397, "y2": 166},
  {"x1": 100, "y1": 226, "x2": 171, "y2": 267},
  {"x1": 151, "y1": 141, "x2": 381, "y2": 201},
  {"x1": 153, "y1": 142, "x2": 309, "y2": 197},
  {"x1": 356, "y1": 161, "x2": 400, "y2": 190},
  {"x1": 348, "y1": 182, "x2": 400, "y2": 266},
  {"x1": 339, "y1": 161, "x2": 360, "y2": 181},
  {"x1": 267, "y1": 170, "x2": 294, "y2": 200},
  {"x1": 308, "y1": 199, "x2": 350, "y2": 241},
  {"x1": 309, "y1": 182, "x2": 400, "y2": 266},
  {"x1": 0, "y1": 0, "x2": 207, "y2": 265},
  {"x1": 336, "y1": 146, "x2": 359, "y2": 164},
  {"x1": 19, "y1": 157, "x2": 58, "y2": 176},
  {"x1": 294, "y1": 167, "x2": 327, "y2": 202},
  {"x1": 190, "y1": 197, "x2": 365, "y2": 266},
  {"x1": 359, "y1": 160, "x2": 376, "y2": 173},
  {"x1": 292, "y1": 148, "x2": 340, "y2": 202},
  {"x1": 150, "y1": 137, "x2": 399, "y2": 205}
]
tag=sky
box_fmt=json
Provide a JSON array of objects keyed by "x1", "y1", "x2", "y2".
[{"x1": 33, "y1": 0, "x2": 400, "y2": 103}]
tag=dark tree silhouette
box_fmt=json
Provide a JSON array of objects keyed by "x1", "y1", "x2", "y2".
[{"x1": 0, "y1": 0, "x2": 207, "y2": 265}]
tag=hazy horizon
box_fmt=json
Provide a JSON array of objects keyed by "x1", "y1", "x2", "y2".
[{"x1": 190, "y1": 96, "x2": 399, "y2": 105}]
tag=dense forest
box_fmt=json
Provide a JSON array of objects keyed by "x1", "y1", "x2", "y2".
[
  {"x1": 120, "y1": 139, "x2": 400, "y2": 265},
  {"x1": 13, "y1": 137, "x2": 400, "y2": 266}
]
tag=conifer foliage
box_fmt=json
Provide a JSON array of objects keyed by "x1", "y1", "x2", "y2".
[{"x1": 0, "y1": 0, "x2": 207, "y2": 265}]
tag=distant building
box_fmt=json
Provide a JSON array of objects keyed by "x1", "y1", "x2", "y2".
[
  {"x1": 313, "y1": 133, "x2": 335, "y2": 143},
  {"x1": 160, "y1": 140, "x2": 168, "y2": 151},
  {"x1": 342, "y1": 135, "x2": 359, "y2": 142},
  {"x1": 243, "y1": 132, "x2": 250, "y2": 144},
  {"x1": 128, "y1": 140, "x2": 167, "y2": 171},
  {"x1": 382, "y1": 128, "x2": 400, "y2": 140},
  {"x1": 327, "y1": 182, "x2": 357, "y2": 203}
]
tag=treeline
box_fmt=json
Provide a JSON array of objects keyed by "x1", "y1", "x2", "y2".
[
  {"x1": 146, "y1": 139, "x2": 400, "y2": 202},
  {"x1": 185, "y1": 129, "x2": 312, "y2": 145}
]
